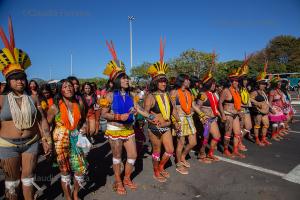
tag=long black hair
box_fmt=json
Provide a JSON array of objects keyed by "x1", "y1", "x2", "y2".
[
  {"x1": 203, "y1": 79, "x2": 216, "y2": 92},
  {"x1": 67, "y1": 76, "x2": 81, "y2": 96},
  {"x1": 112, "y1": 73, "x2": 130, "y2": 92},
  {"x1": 28, "y1": 79, "x2": 39, "y2": 94},
  {"x1": 149, "y1": 75, "x2": 168, "y2": 93},
  {"x1": 174, "y1": 74, "x2": 189, "y2": 89},
  {"x1": 2, "y1": 72, "x2": 30, "y2": 95},
  {"x1": 190, "y1": 75, "x2": 199, "y2": 89},
  {"x1": 38, "y1": 83, "x2": 53, "y2": 101},
  {"x1": 54, "y1": 79, "x2": 77, "y2": 106}
]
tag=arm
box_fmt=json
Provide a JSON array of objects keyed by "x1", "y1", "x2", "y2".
[
  {"x1": 101, "y1": 92, "x2": 129, "y2": 122},
  {"x1": 34, "y1": 96, "x2": 52, "y2": 156},
  {"x1": 218, "y1": 89, "x2": 227, "y2": 121},
  {"x1": 250, "y1": 91, "x2": 260, "y2": 107}
]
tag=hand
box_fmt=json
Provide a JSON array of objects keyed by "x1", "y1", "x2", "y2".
[
  {"x1": 42, "y1": 141, "x2": 52, "y2": 157},
  {"x1": 148, "y1": 113, "x2": 161, "y2": 126},
  {"x1": 222, "y1": 114, "x2": 227, "y2": 122},
  {"x1": 200, "y1": 115, "x2": 209, "y2": 124},
  {"x1": 120, "y1": 113, "x2": 130, "y2": 121},
  {"x1": 174, "y1": 122, "x2": 181, "y2": 131}
]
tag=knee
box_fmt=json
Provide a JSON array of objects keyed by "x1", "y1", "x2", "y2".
[
  {"x1": 21, "y1": 177, "x2": 34, "y2": 187},
  {"x1": 164, "y1": 146, "x2": 174, "y2": 155},
  {"x1": 5, "y1": 180, "x2": 20, "y2": 195},
  {"x1": 189, "y1": 139, "x2": 197, "y2": 147},
  {"x1": 61, "y1": 174, "x2": 71, "y2": 186}
]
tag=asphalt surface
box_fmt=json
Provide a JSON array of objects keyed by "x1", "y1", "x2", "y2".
[{"x1": 1, "y1": 93, "x2": 300, "y2": 200}]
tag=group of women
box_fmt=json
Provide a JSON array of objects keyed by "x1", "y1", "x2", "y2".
[{"x1": 0, "y1": 18, "x2": 295, "y2": 200}]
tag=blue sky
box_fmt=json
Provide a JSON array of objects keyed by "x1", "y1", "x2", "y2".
[{"x1": 0, "y1": 0, "x2": 299, "y2": 81}]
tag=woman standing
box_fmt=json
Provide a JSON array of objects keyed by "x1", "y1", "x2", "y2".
[
  {"x1": 82, "y1": 82, "x2": 97, "y2": 140},
  {"x1": 250, "y1": 66, "x2": 272, "y2": 146},
  {"x1": 47, "y1": 79, "x2": 88, "y2": 200},
  {"x1": 268, "y1": 75, "x2": 287, "y2": 141},
  {"x1": 100, "y1": 40, "x2": 137, "y2": 195},
  {"x1": 28, "y1": 80, "x2": 39, "y2": 98},
  {"x1": 143, "y1": 39, "x2": 179, "y2": 182},
  {"x1": 238, "y1": 59, "x2": 252, "y2": 150},
  {"x1": 39, "y1": 83, "x2": 54, "y2": 113},
  {"x1": 0, "y1": 18, "x2": 52, "y2": 200},
  {"x1": 196, "y1": 68, "x2": 221, "y2": 163},
  {"x1": 170, "y1": 74, "x2": 197, "y2": 174},
  {"x1": 219, "y1": 69, "x2": 246, "y2": 158}
]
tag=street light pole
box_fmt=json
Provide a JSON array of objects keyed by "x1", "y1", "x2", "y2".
[
  {"x1": 128, "y1": 16, "x2": 135, "y2": 69},
  {"x1": 70, "y1": 53, "x2": 73, "y2": 76}
]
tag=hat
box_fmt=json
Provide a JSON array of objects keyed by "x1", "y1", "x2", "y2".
[
  {"x1": 0, "y1": 17, "x2": 31, "y2": 78},
  {"x1": 201, "y1": 50, "x2": 216, "y2": 84},
  {"x1": 103, "y1": 40, "x2": 125, "y2": 81},
  {"x1": 147, "y1": 38, "x2": 168, "y2": 79},
  {"x1": 256, "y1": 59, "x2": 268, "y2": 82}
]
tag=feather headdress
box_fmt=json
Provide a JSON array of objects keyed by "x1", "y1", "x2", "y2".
[
  {"x1": 0, "y1": 17, "x2": 31, "y2": 78},
  {"x1": 256, "y1": 59, "x2": 268, "y2": 82},
  {"x1": 103, "y1": 40, "x2": 125, "y2": 81},
  {"x1": 147, "y1": 37, "x2": 168, "y2": 79},
  {"x1": 202, "y1": 50, "x2": 216, "y2": 84}
]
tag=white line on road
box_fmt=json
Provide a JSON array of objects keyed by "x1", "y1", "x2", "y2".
[
  {"x1": 289, "y1": 130, "x2": 300, "y2": 134},
  {"x1": 216, "y1": 156, "x2": 286, "y2": 177},
  {"x1": 283, "y1": 165, "x2": 300, "y2": 184},
  {"x1": 216, "y1": 156, "x2": 300, "y2": 185}
]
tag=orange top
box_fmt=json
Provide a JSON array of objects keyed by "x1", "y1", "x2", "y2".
[
  {"x1": 178, "y1": 88, "x2": 192, "y2": 115},
  {"x1": 59, "y1": 100, "x2": 81, "y2": 131},
  {"x1": 229, "y1": 86, "x2": 241, "y2": 111}
]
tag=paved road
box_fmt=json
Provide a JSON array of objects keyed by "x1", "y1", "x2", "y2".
[{"x1": 1, "y1": 95, "x2": 300, "y2": 200}]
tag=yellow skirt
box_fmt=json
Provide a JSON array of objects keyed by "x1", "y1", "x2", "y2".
[
  {"x1": 105, "y1": 124, "x2": 135, "y2": 140},
  {"x1": 172, "y1": 115, "x2": 196, "y2": 137}
]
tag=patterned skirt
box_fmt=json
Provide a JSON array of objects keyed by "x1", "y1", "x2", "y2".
[
  {"x1": 53, "y1": 126, "x2": 88, "y2": 174},
  {"x1": 172, "y1": 115, "x2": 196, "y2": 137}
]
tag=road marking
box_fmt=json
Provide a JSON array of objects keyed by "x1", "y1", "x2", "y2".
[
  {"x1": 216, "y1": 156, "x2": 300, "y2": 185},
  {"x1": 289, "y1": 130, "x2": 300, "y2": 134},
  {"x1": 283, "y1": 165, "x2": 300, "y2": 184},
  {"x1": 216, "y1": 156, "x2": 286, "y2": 177}
]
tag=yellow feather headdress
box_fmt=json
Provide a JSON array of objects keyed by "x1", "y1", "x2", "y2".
[
  {"x1": 202, "y1": 50, "x2": 216, "y2": 84},
  {"x1": 103, "y1": 40, "x2": 125, "y2": 81},
  {"x1": 147, "y1": 38, "x2": 168, "y2": 79},
  {"x1": 256, "y1": 59, "x2": 268, "y2": 82},
  {"x1": 239, "y1": 53, "x2": 252, "y2": 77},
  {"x1": 0, "y1": 17, "x2": 31, "y2": 78}
]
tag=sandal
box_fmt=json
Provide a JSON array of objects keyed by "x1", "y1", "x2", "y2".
[
  {"x1": 176, "y1": 162, "x2": 189, "y2": 175},
  {"x1": 207, "y1": 154, "x2": 220, "y2": 162},
  {"x1": 198, "y1": 156, "x2": 212, "y2": 164},
  {"x1": 160, "y1": 170, "x2": 170, "y2": 178},
  {"x1": 123, "y1": 178, "x2": 137, "y2": 190},
  {"x1": 113, "y1": 182, "x2": 126, "y2": 195},
  {"x1": 153, "y1": 174, "x2": 167, "y2": 183},
  {"x1": 181, "y1": 160, "x2": 191, "y2": 168}
]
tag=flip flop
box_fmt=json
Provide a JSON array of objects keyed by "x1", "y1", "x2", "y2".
[
  {"x1": 181, "y1": 160, "x2": 191, "y2": 168},
  {"x1": 123, "y1": 178, "x2": 137, "y2": 190},
  {"x1": 160, "y1": 170, "x2": 170, "y2": 178},
  {"x1": 153, "y1": 174, "x2": 167, "y2": 183},
  {"x1": 176, "y1": 163, "x2": 189, "y2": 175},
  {"x1": 113, "y1": 182, "x2": 126, "y2": 195}
]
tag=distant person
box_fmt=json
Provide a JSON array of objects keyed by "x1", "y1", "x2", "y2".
[
  {"x1": 82, "y1": 82, "x2": 97, "y2": 142},
  {"x1": 39, "y1": 84, "x2": 54, "y2": 113},
  {"x1": 28, "y1": 80, "x2": 39, "y2": 97},
  {"x1": 0, "y1": 81, "x2": 6, "y2": 94}
]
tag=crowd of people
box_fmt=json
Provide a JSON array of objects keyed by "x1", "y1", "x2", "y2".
[{"x1": 0, "y1": 18, "x2": 297, "y2": 200}]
